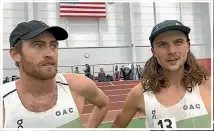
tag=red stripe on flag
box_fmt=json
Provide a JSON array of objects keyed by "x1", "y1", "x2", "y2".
[
  {"x1": 60, "y1": 15, "x2": 106, "y2": 18},
  {"x1": 60, "y1": 10, "x2": 106, "y2": 14},
  {"x1": 60, "y1": 6, "x2": 105, "y2": 9},
  {"x1": 77, "y1": 2, "x2": 105, "y2": 5}
]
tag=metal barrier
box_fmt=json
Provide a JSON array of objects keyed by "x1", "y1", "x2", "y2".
[{"x1": 3, "y1": 62, "x2": 146, "y2": 80}]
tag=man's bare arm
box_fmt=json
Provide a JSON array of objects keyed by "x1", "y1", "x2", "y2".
[
  {"x1": 84, "y1": 82, "x2": 109, "y2": 128},
  {"x1": 112, "y1": 84, "x2": 144, "y2": 128},
  {"x1": 65, "y1": 74, "x2": 109, "y2": 128}
]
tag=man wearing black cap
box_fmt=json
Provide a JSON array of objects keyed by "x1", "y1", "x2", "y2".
[
  {"x1": 2, "y1": 20, "x2": 109, "y2": 128},
  {"x1": 112, "y1": 20, "x2": 211, "y2": 128}
]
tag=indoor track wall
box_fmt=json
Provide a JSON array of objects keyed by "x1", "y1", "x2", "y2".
[{"x1": 2, "y1": 2, "x2": 211, "y2": 77}]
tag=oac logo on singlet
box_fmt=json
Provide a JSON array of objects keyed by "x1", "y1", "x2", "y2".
[
  {"x1": 55, "y1": 107, "x2": 73, "y2": 116},
  {"x1": 183, "y1": 104, "x2": 200, "y2": 110}
]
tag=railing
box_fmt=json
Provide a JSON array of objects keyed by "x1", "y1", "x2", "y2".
[{"x1": 3, "y1": 61, "x2": 146, "y2": 80}]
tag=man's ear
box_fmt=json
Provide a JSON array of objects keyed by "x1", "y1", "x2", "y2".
[
  {"x1": 10, "y1": 48, "x2": 21, "y2": 63},
  {"x1": 187, "y1": 41, "x2": 190, "y2": 52},
  {"x1": 151, "y1": 47, "x2": 156, "y2": 57}
]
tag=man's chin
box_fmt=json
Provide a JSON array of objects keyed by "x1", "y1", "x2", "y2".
[
  {"x1": 37, "y1": 71, "x2": 57, "y2": 80},
  {"x1": 165, "y1": 65, "x2": 183, "y2": 72}
]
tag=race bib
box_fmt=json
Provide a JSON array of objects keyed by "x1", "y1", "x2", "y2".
[{"x1": 153, "y1": 117, "x2": 177, "y2": 128}]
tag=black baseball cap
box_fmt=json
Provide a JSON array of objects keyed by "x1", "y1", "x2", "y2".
[
  {"x1": 149, "y1": 20, "x2": 191, "y2": 47},
  {"x1": 9, "y1": 20, "x2": 68, "y2": 47}
]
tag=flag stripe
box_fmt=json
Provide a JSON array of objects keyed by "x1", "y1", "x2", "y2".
[
  {"x1": 60, "y1": 10, "x2": 106, "y2": 14},
  {"x1": 60, "y1": 15, "x2": 106, "y2": 18},
  {"x1": 76, "y1": 2, "x2": 105, "y2": 5},
  {"x1": 60, "y1": 4, "x2": 105, "y2": 7},
  {"x1": 60, "y1": 2, "x2": 105, "y2": 5},
  {"x1": 60, "y1": 5, "x2": 105, "y2": 9},
  {"x1": 60, "y1": 8, "x2": 106, "y2": 12},
  {"x1": 60, "y1": 13, "x2": 106, "y2": 16}
]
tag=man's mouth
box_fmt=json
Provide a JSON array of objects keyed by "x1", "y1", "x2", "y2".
[
  {"x1": 42, "y1": 62, "x2": 54, "y2": 66},
  {"x1": 167, "y1": 58, "x2": 179, "y2": 62},
  {"x1": 166, "y1": 58, "x2": 179, "y2": 64}
]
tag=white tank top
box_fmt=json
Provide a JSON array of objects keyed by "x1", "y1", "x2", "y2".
[
  {"x1": 2, "y1": 74, "x2": 82, "y2": 128},
  {"x1": 143, "y1": 84, "x2": 211, "y2": 128}
]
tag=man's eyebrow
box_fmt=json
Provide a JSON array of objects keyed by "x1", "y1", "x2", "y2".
[
  {"x1": 156, "y1": 38, "x2": 185, "y2": 44},
  {"x1": 174, "y1": 38, "x2": 185, "y2": 41},
  {"x1": 50, "y1": 40, "x2": 58, "y2": 43},
  {"x1": 156, "y1": 41, "x2": 167, "y2": 44},
  {"x1": 31, "y1": 40, "x2": 45, "y2": 44},
  {"x1": 30, "y1": 40, "x2": 58, "y2": 44}
]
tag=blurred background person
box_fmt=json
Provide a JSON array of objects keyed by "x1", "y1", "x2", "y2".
[
  {"x1": 74, "y1": 67, "x2": 80, "y2": 74},
  {"x1": 98, "y1": 68, "x2": 106, "y2": 82},
  {"x1": 84, "y1": 64, "x2": 91, "y2": 78}
]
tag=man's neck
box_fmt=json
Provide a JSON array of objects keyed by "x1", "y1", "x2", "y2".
[
  {"x1": 17, "y1": 73, "x2": 56, "y2": 96},
  {"x1": 163, "y1": 67, "x2": 184, "y2": 88}
]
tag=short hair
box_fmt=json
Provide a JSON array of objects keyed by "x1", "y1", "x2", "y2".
[{"x1": 10, "y1": 41, "x2": 23, "y2": 67}]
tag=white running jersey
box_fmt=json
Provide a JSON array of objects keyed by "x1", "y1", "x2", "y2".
[
  {"x1": 2, "y1": 74, "x2": 82, "y2": 128},
  {"x1": 143, "y1": 84, "x2": 211, "y2": 128}
]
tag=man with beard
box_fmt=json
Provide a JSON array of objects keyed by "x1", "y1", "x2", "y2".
[
  {"x1": 112, "y1": 20, "x2": 211, "y2": 128},
  {"x1": 2, "y1": 20, "x2": 109, "y2": 128}
]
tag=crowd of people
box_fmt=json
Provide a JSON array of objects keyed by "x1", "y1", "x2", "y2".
[
  {"x1": 3, "y1": 64, "x2": 143, "y2": 84},
  {"x1": 73, "y1": 64, "x2": 144, "y2": 82}
]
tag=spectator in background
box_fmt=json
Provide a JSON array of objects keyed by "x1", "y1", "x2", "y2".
[
  {"x1": 136, "y1": 65, "x2": 142, "y2": 80},
  {"x1": 119, "y1": 67, "x2": 124, "y2": 79},
  {"x1": 123, "y1": 66, "x2": 132, "y2": 80},
  {"x1": 11, "y1": 75, "x2": 17, "y2": 81},
  {"x1": 84, "y1": 64, "x2": 91, "y2": 78},
  {"x1": 98, "y1": 68, "x2": 106, "y2": 82},
  {"x1": 3, "y1": 77, "x2": 10, "y2": 84},
  {"x1": 106, "y1": 74, "x2": 113, "y2": 82},
  {"x1": 131, "y1": 64, "x2": 135, "y2": 80},
  {"x1": 74, "y1": 67, "x2": 80, "y2": 74},
  {"x1": 114, "y1": 65, "x2": 120, "y2": 81}
]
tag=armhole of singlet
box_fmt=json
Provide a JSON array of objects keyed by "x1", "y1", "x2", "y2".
[
  {"x1": 56, "y1": 73, "x2": 74, "y2": 97},
  {"x1": 2, "y1": 82, "x2": 17, "y2": 99},
  {"x1": 193, "y1": 83, "x2": 200, "y2": 94},
  {"x1": 56, "y1": 74, "x2": 69, "y2": 86},
  {"x1": 2, "y1": 82, "x2": 17, "y2": 128},
  {"x1": 194, "y1": 83, "x2": 206, "y2": 102},
  {"x1": 56, "y1": 74, "x2": 81, "y2": 118},
  {"x1": 142, "y1": 89, "x2": 149, "y2": 116}
]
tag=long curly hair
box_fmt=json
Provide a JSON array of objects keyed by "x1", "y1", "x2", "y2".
[{"x1": 142, "y1": 52, "x2": 210, "y2": 93}]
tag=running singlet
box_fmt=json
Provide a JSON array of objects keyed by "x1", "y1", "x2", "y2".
[
  {"x1": 2, "y1": 73, "x2": 82, "y2": 128},
  {"x1": 143, "y1": 84, "x2": 211, "y2": 128}
]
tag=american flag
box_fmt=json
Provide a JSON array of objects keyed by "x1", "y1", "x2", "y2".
[{"x1": 59, "y1": 2, "x2": 106, "y2": 18}]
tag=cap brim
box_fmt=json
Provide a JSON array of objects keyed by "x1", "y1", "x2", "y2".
[
  {"x1": 21, "y1": 26, "x2": 68, "y2": 40},
  {"x1": 149, "y1": 25, "x2": 191, "y2": 42}
]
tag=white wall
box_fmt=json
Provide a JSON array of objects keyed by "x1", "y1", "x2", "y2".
[
  {"x1": 3, "y1": 3, "x2": 28, "y2": 49},
  {"x1": 3, "y1": 2, "x2": 212, "y2": 78}
]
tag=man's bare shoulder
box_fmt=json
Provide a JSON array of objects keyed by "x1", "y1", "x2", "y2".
[
  {"x1": 127, "y1": 82, "x2": 144, "y2": 104},
  {"x1": 124, "y1": 82, "x2": 145, "y2": 112},
  {"x1": 129, "y1": 83, "x2": 144, "y2": 96},
  {"x1": 63, "y1": 73, "x2": 96, "y2": 94}
]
